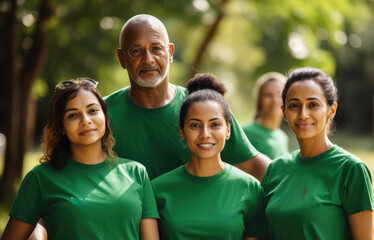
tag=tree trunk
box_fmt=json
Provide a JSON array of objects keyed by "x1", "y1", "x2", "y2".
[
  {"x1": 189, "y1": 0, "x2": 229, "y2": 78},
  {"x1": 0, "y1": 0, "x2": 54, "y2": 200}
]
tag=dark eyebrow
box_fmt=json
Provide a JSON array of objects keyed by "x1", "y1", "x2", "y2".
[
  {"x1": 87, "y1": 103, "x2": 100, "y2": 108},
  {"x1": 307, "y1": 97, "x2": 321, "y2": 101},
  {"x1": 64, "y1": 103, "x2": 99, "y2": 114},
  {"x1": 64, "y1": 108, "x2": 77, "y2": 114},
  {"x1": 188, "y1": 117, "x2": 222, "y2": 122},
  {"x1": 287, "y1": 98, "x2": 299, "y2": 103},
  {"x1": 188, "y1": 118, "x2": 202, "y2": 122},
  {"x1": 287, "y1": 97, "x2": 322, "y2": 103}
]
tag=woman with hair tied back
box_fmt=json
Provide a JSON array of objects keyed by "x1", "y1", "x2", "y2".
[
  {"x1": 151, "y1": 73, "x2": 267, "y2": 240},
  {"x1": 261, "y1": 67, "x2": 373, "y2": 239},
  {"x1": 242, "y1": 72, "x2": 289, "y2": 160},
  {"x1": 1, "y1": 78, "x2": 159, "y2": 240}
]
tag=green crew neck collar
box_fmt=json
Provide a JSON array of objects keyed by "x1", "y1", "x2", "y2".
[
  {"x1": 297, "y1": 145, "x2": 337, "y2": 164},
  {"x1": 125, "y1": 84, "x2": 180, "y2": 112},
  {"x1": 66, "y1": 157, "x2": 110, "y2": 169},
  {"x1": 180, "y1": 163, "x2": 230, "y2": 182}
]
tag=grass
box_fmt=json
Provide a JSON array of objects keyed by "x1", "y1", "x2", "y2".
[{"x1": 0, "y1": 133, "x2": 373, "y2": 234}]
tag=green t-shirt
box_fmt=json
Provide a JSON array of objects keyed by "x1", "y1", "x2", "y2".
[
  {"x1": 104, "y1": 85, "x2": 258, "y2": 179},
  {"x1": 10, "y1": 158, "x2": 159, "y2": 240},
  {"x1": 151, "y1": 163, "x2": 267, "y2": 239},
  {"x1": 261, "y1": 145, "x2": 373, "y2": 240},
  {"x1": 242, "y1": 122, "x2": 289, "y2": 160}
]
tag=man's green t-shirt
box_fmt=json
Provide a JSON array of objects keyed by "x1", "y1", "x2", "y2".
[
  {"x1": 104, "y1": 85, "x2": 258, "y2": 179},
  {"x1": 10, "y1": 158, "x2": 159, "y2": 240},
  {"x1": 261, "y1": 145, "x2": 373, "y2": 239},
  {"x1": 151, "y1": 164, "x2": 267, "y2": 239},
  {"x1": 242, "y1": 122, "x2": 289, "y2": 160}
]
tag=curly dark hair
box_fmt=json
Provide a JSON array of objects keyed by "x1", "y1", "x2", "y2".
[{"x1": 40, "y1": 78, "x2": 116, "y2": 169}]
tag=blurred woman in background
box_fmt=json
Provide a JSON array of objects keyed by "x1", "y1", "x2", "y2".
[{"x1": 242, "y1": 72, "x2": 289, "y2": 160}]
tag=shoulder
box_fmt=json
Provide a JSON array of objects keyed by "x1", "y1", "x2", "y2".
[
  {"x1": 242, "y1": 123, "x2": 256, "y2": 132},
  {"x1": 103, "y1": 87, "x2": 129, "y2": 105},
  {"x1": 226, "y1": 164, "x2": 262, "y2": 187},
  {"x1": 151, "y1": 165, "x2": 185, "y2": 188},
  {"x1": 329, "y1": 146, "x2": 368, "y2": 172},
  {"x1": 115, "y1": 157, "x2": 148, "y2": 175},
  {"x1": 175, "y1": 85, "x2": 188, "y2": 100},
  {"x1": 268, "y1": 150, "x2": 299, "y2": 169}
]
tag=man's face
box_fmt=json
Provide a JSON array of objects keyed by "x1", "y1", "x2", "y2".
[{"x1": 118, "y1": 22, "x2": 174, "y2": 88}]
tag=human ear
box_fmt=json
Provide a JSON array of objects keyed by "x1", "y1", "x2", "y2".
[
  {"x1": 328, "y1": 102, "x2": 338, "y2": 120},
  {"x1": 179, "y1": 127, "x2": 185, "y2": 140},
  {"x1": 226, "y1": 124, "x2": 231, "y2": 140},
  {"x1": 281, "y1": 105, "x2": 287, "y2": 122},
  {"x1": 116, "y1": 48, "x2": 127, "y2": 69},
  {"x1": 168, "y1": 43, "x2": 175, "y2": 63}
]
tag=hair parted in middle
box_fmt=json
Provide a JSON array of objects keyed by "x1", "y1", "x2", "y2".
[
  {"x1": 40, "y1": 78, "x2": 116, "y2": 169},
  {"x1": 179, "y1": 73, "x2": 232, "y2": 129}
]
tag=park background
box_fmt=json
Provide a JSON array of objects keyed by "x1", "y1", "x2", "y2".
[{"x1": 0, "y1": 0, "x2": 374, "y2": 233}]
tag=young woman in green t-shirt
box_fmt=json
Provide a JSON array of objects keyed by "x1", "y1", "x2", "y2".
[
  {"x1": 261, "y1": 67, "x2": 373, "y2": 239},
  {"x1": 1, "y1": 78, "x2": 159, "y2": 240},
  {"x1": 242, "y1": 72, "x2": 289, "y2": 160},
  {"x1": 152, "y1": 73, "x2": 267, "y2": 240}
]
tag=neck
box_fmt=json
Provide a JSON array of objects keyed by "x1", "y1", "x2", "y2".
[
  {"x1": 256, "y1": 114, "x2": 283, "y2": 130},
  {"x1": 70, "y1": 142, "x2": 107, "y2": 165},
  {"x1": 129, "y1": 80, "x2": 176, "y2": 108},
  {"x1": 186, "y1": 156, "x2": 225, "y2": 177},
  {"x1": 297, "y1": 134, "x2": 333, "y2": 158}
]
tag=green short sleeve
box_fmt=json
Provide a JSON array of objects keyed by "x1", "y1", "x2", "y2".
[
  {"x1": 10, "y1": 170, "x2": 41, "y2": 226},
  {"x1": 343, "y1": 162, "x2": 373, "y2": 215}
]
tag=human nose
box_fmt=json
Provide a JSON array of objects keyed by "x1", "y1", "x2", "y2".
[
  {"x1": 200, "y1": 125, "x2": 211, "y2": 138},
  {"x1": 141, "y1": 48, "x2": 155, "y2": 64},
  {"x1": 299, "y1": 106, "x2": 309, "y2": 120},
  {"x1": 80, "y1": 113, "x2": 92, "y2": 126}
]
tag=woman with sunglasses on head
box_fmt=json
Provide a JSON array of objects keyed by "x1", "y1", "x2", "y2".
[
  {"x1": 151, "y1": 73, "x2": 267, "y2": 240},
  {"x1": 1, "y1": 78, "x2": 159, "y2": 240},
  {"x1": 261, "y1": 67, "x2": 373, "y2": 239},
  {"x1": 242, "y1": 72, "x2": 289, "y2": 160}
]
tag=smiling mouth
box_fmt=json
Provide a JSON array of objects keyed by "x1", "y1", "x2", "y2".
[
  {"x1": 197, "y1": 143, "x2": 215, "y2": 148},
  {"x1": 296, "y1": 123, "x2": 314, "y2": 129},
  {"x1": 79, "y1": 129, "x2": 96, "y2": 135}
]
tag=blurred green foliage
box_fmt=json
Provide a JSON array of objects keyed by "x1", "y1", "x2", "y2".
[{"x1": 5, "y1": 0, "x2": 374, "y2": 135}]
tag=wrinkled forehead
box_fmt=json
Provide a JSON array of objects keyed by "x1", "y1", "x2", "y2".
[{"x1": 120, "y1": 17, "x2": 169, "y2": 48}]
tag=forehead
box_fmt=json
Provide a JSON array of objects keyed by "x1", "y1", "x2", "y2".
[
  {"x1": 286, "y1": 80, "x2": 325, "y2": 100},
  {"x1": 187, "y1": 101, "x2": 224, "y2": 118},
  {"x1": 122, "y1": 21, "x2": 168, "y2": 48},
  {"x1": 65, "y1": 89, "x2": 100, "y2": 108},
  {"x1": 262, "y1": 80, "x2": 284, "y2": 93}
]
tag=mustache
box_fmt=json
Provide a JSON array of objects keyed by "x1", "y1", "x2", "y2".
[{"x1": 138, "y1": 65, "x2": 160, "y2": 71}]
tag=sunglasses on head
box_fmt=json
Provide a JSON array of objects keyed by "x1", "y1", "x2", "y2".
[{"x1": 55, "y1": 78, "x2": 99, "y2": 92}]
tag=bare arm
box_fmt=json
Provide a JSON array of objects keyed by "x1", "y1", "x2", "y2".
[
  {"x1": 234, "y1": 153, "x2": 271, "y2": 181},
  {"x1": 348, "y1": 210, "x2": 373, "y2": 240},
  {"x1": 28, "y1": 219, "x2": 48, "y2": 240},
  {"x1": 1, "y1": 217, "x2": 35, "y2": 240},
  {"x1": 139, "y1": 218, "x2": 159, "y2": 240}
]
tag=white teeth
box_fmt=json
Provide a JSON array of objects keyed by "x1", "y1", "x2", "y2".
[{"x1": 199, "y1": 144, "x2": 213, "y2": 147}]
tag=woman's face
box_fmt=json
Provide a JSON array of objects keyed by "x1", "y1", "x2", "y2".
[
  {"x1": 260, "y1": 80, "x2": 284, "y2": 117},
  {"x1": 180, "y1": 101, "x2": 230, "y2": 161},
  {"x1": 282, "y1": 80, "x2": 337, "y2": 141},
  {"x1": 62, "y1": 89, "x2": 106, "y2": 149}
]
